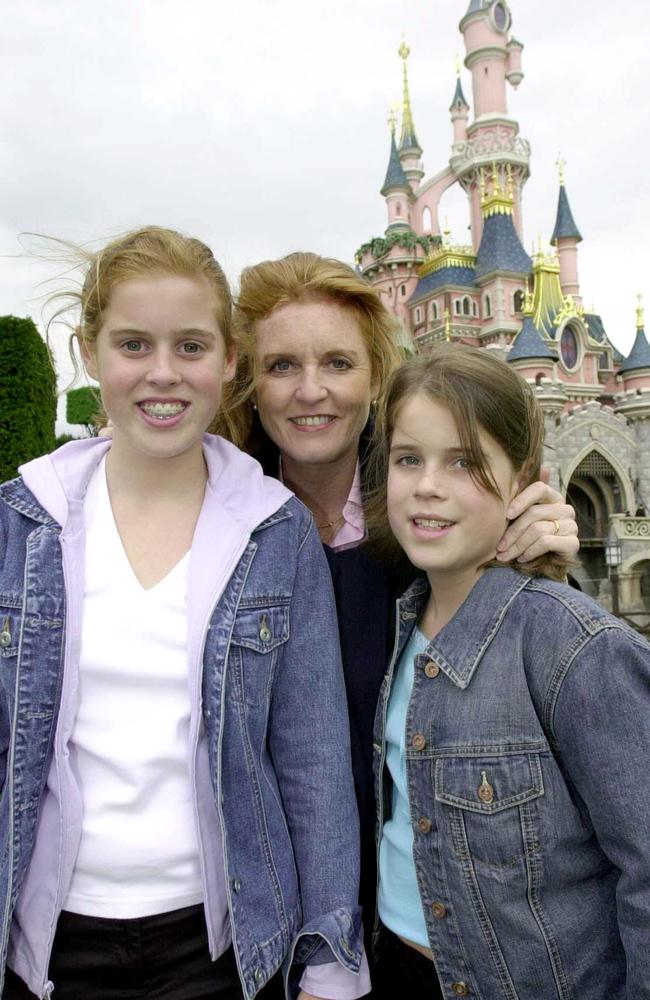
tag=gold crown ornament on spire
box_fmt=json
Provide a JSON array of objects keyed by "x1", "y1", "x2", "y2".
[
  {"x1": 637, "y1": 293, "x2": 645, "y2": 330},
  {"x1": 387, "y1": 104, "x2": 398, "y2": 136},
  {"x1": 480, "y1": 161, "x2": 514, "y2": 218},
  {"x1": 556, "y1": 152, "x2": 566, "y2": 186}
]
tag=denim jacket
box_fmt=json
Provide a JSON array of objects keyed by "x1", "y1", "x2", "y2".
[
  {"x1": 0, "y1": 437, "x2": 363, "y2": 1000},
  {"x1": 374, "y1": 566, "x2": 650, "y2": 1000}
]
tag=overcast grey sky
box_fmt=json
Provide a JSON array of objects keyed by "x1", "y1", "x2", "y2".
[{"x1": 2, "y1": 0, "x2": 648, "y2": 415}]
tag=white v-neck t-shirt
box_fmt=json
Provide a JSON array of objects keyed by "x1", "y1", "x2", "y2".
[{"x1": 64, "y1": 458, "x2": 203, "y2": 918}]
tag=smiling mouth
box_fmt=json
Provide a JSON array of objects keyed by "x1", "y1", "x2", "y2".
[
  {"x1": 290, "y1": 415, "x2": 336, "y2": 427},
  {"x1": 138, "y1": 401, "x2": 188, "y2": 420}
]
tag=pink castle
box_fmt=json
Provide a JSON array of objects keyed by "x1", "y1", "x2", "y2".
[{"x1": 355, "y1": 0, "x2": 650, "y2": 617}]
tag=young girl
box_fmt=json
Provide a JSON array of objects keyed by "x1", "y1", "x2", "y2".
[
  {"x1": 370, "y1": 344, "x2": 650, "y2": 999},
  {"x1": 0, "y1": 228, "x2": 369, "y2": 1000}
]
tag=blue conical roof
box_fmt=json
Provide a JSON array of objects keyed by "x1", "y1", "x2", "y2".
[
  {"x1": 465, "y1": 0, "x2": 489, "y2": 12},
  {"x1": 450, "y1": 76, "x2": 469, "y2": 112},
  {"x1": 619, "y1": 327, "x2": 650, "y2": 374},
  {"x1": 551, "y1": 185, "x2": 582, "y2": 245},
  {"x1": 380, "y1": 132, "x2": 409, "y2": 195},
  {"x1": 475, "y1": 213, "x2": 532, "y2": 279},
  {"x1": 508, "y1": 317, "x2": 557, "y2": 363}
]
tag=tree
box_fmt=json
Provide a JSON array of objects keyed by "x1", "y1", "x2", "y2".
[
  {"x1": 0, "y1": 315, "x2": 57, "y2": 483},
  {"x1": 66, "y1": 385, "x2": 100, "y2": 436}
]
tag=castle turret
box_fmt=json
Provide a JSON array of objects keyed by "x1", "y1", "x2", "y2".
[
  {"x1": 453, "y1": 1, "x2": 530, "y2": 249},
  {"x1": 381, "y1": 111, "x2": 411, "y2": 233},
  {"x1": 505, "y1": 36, "x2": 524, "y2": 88},
  {"x1": 551, "y1": 157, "x2": 583, "y2": 305},
  {"x1": 397, "y1": 41, "x2": 424, "y2": 193},
  {"x1": 619, "y1": 296, "x2": 650, "y2": 392},
  {"x1": 460, "y1": 0, "x2": 513, "y2": 119},
  {"x1": 474, "y1": 164, "x2": 531, "y2": 281},
  {"x1": 508, "y1": 286, "x2": 557, "y2": 372},
  {"x1": 449, "y1": 60, "x2": 470, "y2": 144}
]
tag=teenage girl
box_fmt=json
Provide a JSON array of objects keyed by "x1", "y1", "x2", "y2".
[
  {"x1": 0, "y1": 228, "x2": 369, "y2": 1000},
  {"x1": 369, "y1": 344, "x2": 650, "y2": 999}
]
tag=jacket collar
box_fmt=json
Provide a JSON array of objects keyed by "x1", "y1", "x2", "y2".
[{"x1": 398, "y1": 567, "x2": 530, "y2": 690}]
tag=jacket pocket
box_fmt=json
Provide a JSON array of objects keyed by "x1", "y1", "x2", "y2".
[
  {"x1": 228, "y1": 603, "x2": 290, "y2": 706},
  {"x1": 435, "y1": 751, "x2": 545, "y2": 869}
]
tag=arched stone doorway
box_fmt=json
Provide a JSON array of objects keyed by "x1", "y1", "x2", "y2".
[{"x1": 567, "y1": 450, "x2": 625, "y2": 598}]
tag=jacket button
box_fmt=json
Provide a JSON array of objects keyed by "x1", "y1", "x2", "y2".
[
  {"x1": 0, "y1": 631, "x2": 11, "y2": 648},
  {"x1": 431, "y1": 902, "x2": 447, "y2": 919},
  {"x1": 477, "y1": 771, "x2": 495, "y2": 804},
  {"x1": 254, "y1": 968, "x2": 264, "y2": 984},
  {"x1": 424, "y1": 660, "x2": 440, "y2": 678},
  {"x1": 452, "y1": 984, "x2": 470, "y2": 996},
  {"x1": 232, "y1": 878, "x2": 241, "y2": 893},
  {"x1": 418, "y1": 817, "x2": 432, "y2": 834},
  {"x1": 412, "y1": 733, "x2": 427, "y2": 751}
]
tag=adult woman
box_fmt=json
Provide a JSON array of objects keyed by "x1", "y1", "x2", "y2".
[{"x1": 218, "y1": 251, "x2": 579, "y2": 956}]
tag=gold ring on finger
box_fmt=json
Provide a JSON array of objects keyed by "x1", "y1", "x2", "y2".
[{"x1": 553, "y1": 519, "x2": 561, "y2": 535}]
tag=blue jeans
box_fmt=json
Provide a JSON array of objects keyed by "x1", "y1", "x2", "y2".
[{"x1": 3, "y1": 906, "x2": 284, "y2": 999}]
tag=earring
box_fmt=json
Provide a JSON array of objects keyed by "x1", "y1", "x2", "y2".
[{"x1": 251, "y1": 400, "x2": 258, "y2": 411}]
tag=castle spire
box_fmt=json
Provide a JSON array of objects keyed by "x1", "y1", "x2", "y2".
[
  {"x1": 620, "y1": 295, "x2": 650, "y2": 376},
  {"x1": 398, "y1": 40, "x2": 421, "y2": 153},
  {"x1": 551, "y1": 156, "x2": 583, "y2": 245},
  {"x1": 449, "y1": 55, "x2": 469, "y2": 112},
  {"x1": 381, "y1": 111, "x2": 409, "y2": 197}
]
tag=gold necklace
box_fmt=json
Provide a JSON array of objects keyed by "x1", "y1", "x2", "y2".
[{"x1": 316, "y1": 513, "x2": 345, "y2": 531}]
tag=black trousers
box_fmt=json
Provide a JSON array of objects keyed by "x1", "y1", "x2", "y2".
[
  {"x1": 372, "y1": 928, "x2": 443, "y2": 1000},
  {"x1": 3, "y1": 906, "x2": 284, "y2": 1000}
]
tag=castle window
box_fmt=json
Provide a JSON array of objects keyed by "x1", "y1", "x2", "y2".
[
  {"x1": 560, "y1": 324, "x2": 579, "y2": 370},
  {"x1": 462, "y1": 296, "x2": 471, "y2": 316},
  {"x1": 430, "y1": 301, "x2": 438, "y2": 321},
  {"x1": 400, "y1": 284, "x2": 406, "y2": 297},
  {"x1": 513, "y1": 289, "x2": 525, "y2": 313},
  {"x1": 415, "y1": 307, "x2": 422, "y2": 324},
  {"x1": 484, "y1": 294, "x2": 492, "y2": 318},
  {"x1": 472, "y1": 301, "x2": 478, "y2": 317},
  {"x1": 422, "y1": 207, "x2": 432, "y2": 233},
  {"x1": 454, "y1": 300, "x2": 461, "y2": 315}
]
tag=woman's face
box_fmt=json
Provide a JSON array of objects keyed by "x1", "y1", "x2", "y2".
[{"x1": 254, "y1": 298, "x2": 379, "y2": 471}]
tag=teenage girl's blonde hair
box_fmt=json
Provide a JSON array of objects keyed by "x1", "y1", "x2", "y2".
[
  {"x1": 366, "y1": 343, "x2": 570, "y2": 581},
  {"x1": 215, "y1": 252, "x2": 403, "y2": 447}
]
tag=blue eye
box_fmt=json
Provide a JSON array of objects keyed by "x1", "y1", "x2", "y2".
[
  {"x1": 330, "y1": 358, "x2": 351, "y2": 370},
  {"x1": 397, "y1": 454, "x2": 420, "y2": 467},
  {"x1": 181, "y1": 342, "x2": 203, "y2": 355},
  {"x1": 123, "y1": 340, "x2": 144, "y2": 353},
  {"x1": 268, "y1": 359, "x2": 293, "y2": 373},
  {"x1": 452, "y1": 456, "x2": 473, "y2": 471}
]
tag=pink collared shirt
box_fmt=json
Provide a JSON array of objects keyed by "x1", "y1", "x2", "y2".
[{"x1": 330, "y1": 463, "x2": 366, "y2": 551}]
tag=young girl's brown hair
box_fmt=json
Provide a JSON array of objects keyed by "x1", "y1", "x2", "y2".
[{"x1": 366, "y1": 342, "x2": 570, "y2": 581}]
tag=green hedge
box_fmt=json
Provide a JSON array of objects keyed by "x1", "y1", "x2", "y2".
[
  {"x1": 0, "y1": 315, "x2": 57, "y2": 483},
  {"x1": 66, "y1": 385, "x2": 100, "y2": 431}
]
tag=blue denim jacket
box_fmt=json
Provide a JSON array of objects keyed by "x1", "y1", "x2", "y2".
[
  {"x1": 0, "y1": 440, "x2": 362, "y2": 1000},
  {"x1": 374, "y1": 566, "x2": 650, "y2": 1000}
]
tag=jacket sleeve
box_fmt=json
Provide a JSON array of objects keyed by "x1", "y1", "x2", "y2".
[
  {"x1": 267, "y1": 515, "x2": 366, "y2": 992},
  {"x1": 552, "y1": 624, "x2": 650, "y2": 992}
]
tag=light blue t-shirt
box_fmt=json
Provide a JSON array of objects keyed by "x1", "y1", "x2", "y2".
[{"x1": 378, "y1": 627, "x2": 431, "y2": 947}]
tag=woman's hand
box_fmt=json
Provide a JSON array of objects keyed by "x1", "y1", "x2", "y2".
[{"x1": 497, "y1": 474, "x2": 579, "y2": 563}]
